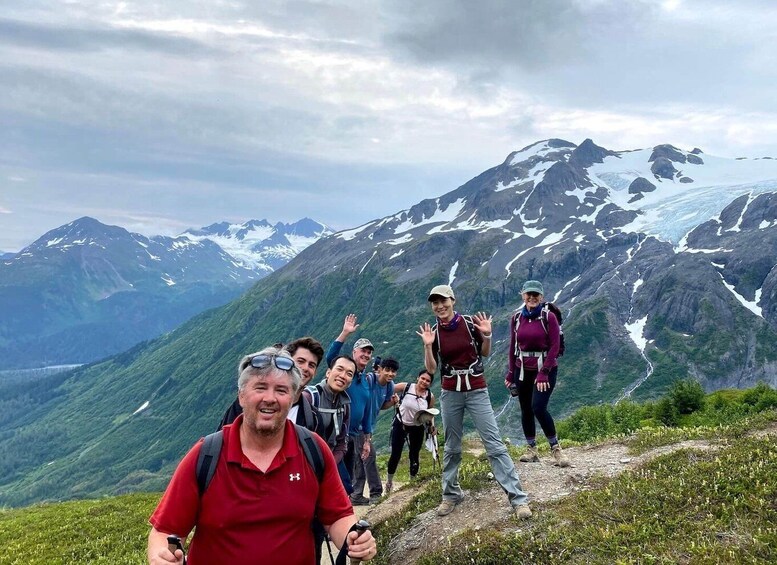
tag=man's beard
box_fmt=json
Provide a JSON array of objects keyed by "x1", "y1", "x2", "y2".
[
  {"x1": 255, "y1": 420, "x2": 284, "y2": 437},
  {"x1": 247, "y1": 404, "x2": 285, "y2": 436}
]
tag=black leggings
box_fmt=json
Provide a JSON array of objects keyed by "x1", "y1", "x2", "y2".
[
  {"x1": 518, "y1": 366, "x2": 558, "y2": 442},
  {"x1": 386, "y1": 417, "x2": 425, "y2": 476}
]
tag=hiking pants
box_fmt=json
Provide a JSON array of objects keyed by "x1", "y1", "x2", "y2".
[
  {"x1": 387, "y1": 417, "x2": 425, "y2": 476},
  {"x1": 440, "y1": 387, "x2": 528, "y2": 507},
  {"x1": 517, "y1": 367, "x2": 558, "y2": 443},
  {"x1": 348, "y1": 432, "x2": 382, "y2": 498}
]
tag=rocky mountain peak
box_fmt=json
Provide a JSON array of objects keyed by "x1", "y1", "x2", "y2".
[{"x1": 568, "y1": 138, "x2": 617, "y2": 169}]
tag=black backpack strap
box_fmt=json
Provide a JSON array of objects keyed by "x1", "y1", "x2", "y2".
[
  {"x1": 217, "y1": 398, "x2": 242, "y2": 431},
  {"x1": 295, "y1": 424, "x2": 325, "y2": 482},
  {"x1": 300, "y1": 395, "x2": 317, "y2": 431},
  {"x1": 196, "y1": 426, "x2": 324, "y2": 496},
  {"x1": 460, "y1": 314, "x2": 483, "y2": 358},
  {"x1": 196, "y1": 430, "x2": 223, "y2": 495}
]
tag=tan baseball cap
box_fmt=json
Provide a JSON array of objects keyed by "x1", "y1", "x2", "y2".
[{"x1": 427, "y1": 285, "x2": 455, "y2": 301}]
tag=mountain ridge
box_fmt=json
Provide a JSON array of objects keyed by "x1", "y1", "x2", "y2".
[{"x1": 0, "y1": 215, "x2": 331, "y2": 369}]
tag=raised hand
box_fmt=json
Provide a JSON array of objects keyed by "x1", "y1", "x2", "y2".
[
  {"x1": 343, "y1": 313, "x2": 360, "y2": 335},
  {"x1": 472, "y1": 312, "x2": 492, "y2": 335},
  {"x1": 416, "y1": 322, "x2": 435, "y2": 346}
]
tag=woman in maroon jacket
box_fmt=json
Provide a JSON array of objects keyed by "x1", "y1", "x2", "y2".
[
  {"x1": 419, "y1": 284, "x2": 531, "y2": 520},
  {"x1": 506, "y1": 280, "x2": 570, "y2": 467}
]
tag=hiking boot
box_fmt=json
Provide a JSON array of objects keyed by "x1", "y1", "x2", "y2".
[
  {"x1": 369, "y1": 495, "x2": 382, "y2": 504},
  {"x1": 519, "y1": 445, "x2": 540, "y2": 463},
  {"x1": 385, "y1": 478, "x2": 393, "y2": 495},
  {"x1": 551, "y1": 444, "x2": 570, "y2": 468},
  {"x1": 436, "y1": 498, "x2": 461, "y2": 516},
  {"x1": 350, "y1": 494, "x2": 370, "y2": 506},
  {"x1": 514, "y1": 504, "x2": 532, "y2": 520}
]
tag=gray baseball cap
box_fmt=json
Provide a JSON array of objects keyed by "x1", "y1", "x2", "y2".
[{"x1": 353, "y1": 338, "x2": 374, "y2": 351}]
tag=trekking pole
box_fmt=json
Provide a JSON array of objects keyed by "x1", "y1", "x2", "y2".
[
  {"x1": 167, "y1": 535, "x2": 187, "y2": 565},
  {"x1": 335, "y1": 519, "x2": 371, "y2": 565}
]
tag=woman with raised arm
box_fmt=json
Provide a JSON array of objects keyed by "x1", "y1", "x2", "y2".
[{"x1": 417, "y1": 284, "x2": 532, "y2": 520}]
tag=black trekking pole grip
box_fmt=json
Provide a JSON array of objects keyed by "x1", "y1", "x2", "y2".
[
  {"x1": 167, "y1": 535, "x2": 186, "y2": 565},
  {"x1": 335, "y1": 519, "x2": 371, "y2": 565}
]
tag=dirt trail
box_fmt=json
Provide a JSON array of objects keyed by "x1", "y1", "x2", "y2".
[{"x1": 364, "y1": 422, "x2": 777, "y2": 565}]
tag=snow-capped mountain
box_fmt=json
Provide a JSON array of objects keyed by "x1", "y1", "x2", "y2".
[
  {"x1": 0, "y1": 216, "x2": 330, "y2": 369},
  {"x1": 181, "y1": 217, "x2": 332, "y2": 272},
  {"x1": 281, "y1": 138, "x2": 777, "y2": 400},
  {"x1": 333, "y1": 139, "x2": 777, "y2": 257}
]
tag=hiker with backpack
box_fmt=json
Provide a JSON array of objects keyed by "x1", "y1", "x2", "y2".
[
  {"x1": 357, "y1": 356, "x2": 400, "y2": 499},
  {"x1": 506, "y1": 280, "x2": 570, "y2": 468},
  {"x1": 147, "y1": 345, "x2": 377, "y2": 564},
  {"x1": 417, "y1": 284, "x2": 532, "y2": 520},
  {"x1": 385, "y1": 369, "x2": 437, "y2": 494},
  {"x1": 325, "y1": 314, "x2": 383, "y2": 505},
  {"x1": 303, "y1": 354, "x2": 354, "y2": 492}
]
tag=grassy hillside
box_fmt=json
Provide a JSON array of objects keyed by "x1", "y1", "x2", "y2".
[
  {"x1": 0, "y1": 493, "x2": 156, "y2": 564},
  {"x1": 2, "y1": 385, "x2": 776, "y2": 564}
]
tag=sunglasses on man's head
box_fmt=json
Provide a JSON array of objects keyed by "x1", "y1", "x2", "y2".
[
  {"x1": 525, "y1": 292, "x2": 540, "y2": 297},
  {"x1": 250, "y1": 354, "x2": 295, "y2": 372}
]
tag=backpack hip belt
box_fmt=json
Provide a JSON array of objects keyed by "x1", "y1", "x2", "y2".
[
  {"x1": 445, "y1": 368, "x2": 483, "y2": 391},
  {"x1": 516, "y1": 350, "x2": 544, "y2": 382}
]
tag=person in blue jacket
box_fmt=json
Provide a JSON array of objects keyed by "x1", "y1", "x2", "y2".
[{"x1": 326, "y1": 314, "x2": 381, "y2": 505}]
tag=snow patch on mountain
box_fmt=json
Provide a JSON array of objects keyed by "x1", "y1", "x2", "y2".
[
  {"x1": 507, "y1": 140, "x2": 574, "y2": 167},
  {"x1": 395, "y1": 198, "x2": 466, "y2": 234},
  {"x1": 625, "y1": 316, "x2": 648, "y2": 353},
  {"x1": 337, "y1": 222, "x2": 375, "y2": 241},
  {"x1": 719, "y1": 273, "x2": 763, "y2": 317},
  {"x1": 449, "y1": 261, "x2": 459, "y2": 285}
]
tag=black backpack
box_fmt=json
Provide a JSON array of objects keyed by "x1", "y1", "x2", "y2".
[
  {"x1": 195, "y1": 423, "x2": 325, "y2": 494},
  {"x1": 513, "y1": 302, "x2": 565, "y2": 356}
]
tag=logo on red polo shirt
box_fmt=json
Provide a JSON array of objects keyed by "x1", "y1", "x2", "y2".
[{"x1": 289, "y1": 473, "x2": 301, "y2": 481}]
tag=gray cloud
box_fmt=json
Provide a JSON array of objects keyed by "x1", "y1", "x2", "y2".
[
  {"x1": 382, "y1": 0, "x2": 777, "y2": 111},
  {"x1": 0, "y1": 17, "x2": 218, "y2": 55},
  {"x1": 384, "y1": 0, "x2": 597, "y2": 71}
]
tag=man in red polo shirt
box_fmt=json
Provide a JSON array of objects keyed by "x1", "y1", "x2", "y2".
[{"x1": 147, "y1": 345, "x2": 377, "y2": 564}]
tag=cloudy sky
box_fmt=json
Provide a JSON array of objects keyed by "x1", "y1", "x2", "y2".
[{"x1": 2, "y1": 0, "x2": 777, "y2": 251}]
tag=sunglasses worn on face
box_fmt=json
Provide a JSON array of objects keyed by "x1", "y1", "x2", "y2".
[
  {"x1": 250, "y1": 354, "x2": 295, "y2": 372},
  {"x1": 525, "y1": 292, "x2": 540, "y2": 298}
]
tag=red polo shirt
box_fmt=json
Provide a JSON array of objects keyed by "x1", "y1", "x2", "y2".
[{"x1": 150, "y1": 415, "x2": 352, "y2": 564}]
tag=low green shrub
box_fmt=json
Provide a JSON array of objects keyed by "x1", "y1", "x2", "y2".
[{"x1": 669, "y1": 378, "x2": 706, "y2": 414}]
